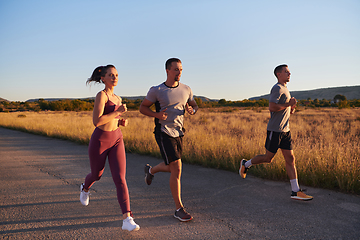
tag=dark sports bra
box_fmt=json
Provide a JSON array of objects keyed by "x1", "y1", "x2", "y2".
[{"x1": 103, "y1": 91, "x2": 121, "y2": 119}]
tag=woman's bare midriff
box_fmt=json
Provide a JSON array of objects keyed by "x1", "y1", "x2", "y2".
[{"x1": 98, "y1": 119, "x2": 119, "y2": 132}]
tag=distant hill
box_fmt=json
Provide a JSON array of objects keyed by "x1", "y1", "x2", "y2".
[
  {"x1": 2, "y1": 85, "x2": 359, "y2": 103},
  {"x1": 250, "y1": 85, "x2": 360, "y2": 101},
  {"x1": 0, "y1": 97, "x2": 10, "y2": 102}
]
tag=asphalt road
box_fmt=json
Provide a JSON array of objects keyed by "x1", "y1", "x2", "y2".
[{"x1": 0, "y1": 127, "x2": 359, "y2": 240}]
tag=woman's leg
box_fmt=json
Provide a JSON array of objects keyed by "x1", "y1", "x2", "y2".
[
  {"x1": 107, "y1": 133, "x2": 131, "y2": 216},
  {"x1": 84, "y1": 129, "x2": 108, "y2": 190}
]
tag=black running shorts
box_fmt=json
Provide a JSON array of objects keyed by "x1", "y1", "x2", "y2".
[
  {"x1": 265, "y1": 130, "x2": 293, "y2": 153},
  {"x1": 155, "y1": 131, "x2": 183, "y2": 165}
]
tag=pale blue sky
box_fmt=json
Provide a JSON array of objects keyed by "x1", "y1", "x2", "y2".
[{"x1": 0, "y1": 0, "x2": 359, "y2": 102}]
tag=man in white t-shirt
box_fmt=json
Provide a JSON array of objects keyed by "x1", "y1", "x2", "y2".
[
  {"x1": 140, "y1": 58, "x2": 198, "y2": 221},
  {"x1": 239, "y1": 64, "x2": 313, "y2": 201}
]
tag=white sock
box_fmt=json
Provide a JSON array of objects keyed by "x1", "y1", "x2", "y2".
[
  {"x1": 290, "y1": 179, "x2": 300, "y2": 192},
  {"x1": 149, "y1": 167, "x2": 153, "y2": 175},
  {"x1": 245, "y1": 159, "x2": 252, "y2": 168}
]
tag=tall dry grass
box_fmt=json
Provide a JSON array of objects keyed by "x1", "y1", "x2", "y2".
[
  {"x1": 0, "y1": 107, "x2": 359, "y2": 194},
  {"x1": 0, "y1": 111, "x2": 94, "y2": 144}
]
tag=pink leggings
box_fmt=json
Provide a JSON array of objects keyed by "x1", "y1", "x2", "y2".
[{"x1": 84, "y1": 127, "x2": 130, "y2": 214}]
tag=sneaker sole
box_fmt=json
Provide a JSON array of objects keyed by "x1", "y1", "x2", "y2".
[
  {"x1": 144, "y1": 165, "x2": 153, "y2": 185},
  {"x1": 239, "y1": 160, "x2": 246, "y2": 179},
  {"x1": 122, "y1": 226, "x2": 140, "y2": 231},
  {"x1": 173, "y1": 215, "x2": 193, "y2": 222},
  {"x1": 291, "y1": 196, "x2": 313, "y2": 201},
  {"x1": 144, "y1": 176, "x2": 152, "y2": 185}
]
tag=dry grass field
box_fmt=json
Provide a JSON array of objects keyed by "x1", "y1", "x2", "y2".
[{"x1": 1, "y1": 107, "x2": 359, "y2": 194}]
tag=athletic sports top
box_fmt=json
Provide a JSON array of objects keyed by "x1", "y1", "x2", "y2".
[
  {"x1": 103, "y1": 91, "x2": 121, "y2": 119},
  {"x1": 145, "y1": 82, "x2": 194, "y2": 138},
  {"x1": 267, "y1": 83, "x2": 291, "y2": 132}
]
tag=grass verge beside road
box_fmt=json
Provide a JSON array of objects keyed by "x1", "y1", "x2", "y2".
[{"x1": 1, "y1": 107, "x2": 359, "y2": 194}]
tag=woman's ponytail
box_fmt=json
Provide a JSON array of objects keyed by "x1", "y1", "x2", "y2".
[{"x1": 86, "y1": 65, "x2": 115, "y2": 85}]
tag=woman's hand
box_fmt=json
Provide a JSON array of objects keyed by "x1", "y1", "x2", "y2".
[
  {"x1": 117, "y1": 104, "x2": 127, "y2": 115},
  {"x1": 118, "y1": 118, "x2": 128, "y2": 127}
]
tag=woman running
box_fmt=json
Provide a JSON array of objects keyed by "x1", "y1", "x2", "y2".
[{"x1": 80, "y1": 65, "x2": 140, "y2": 231}]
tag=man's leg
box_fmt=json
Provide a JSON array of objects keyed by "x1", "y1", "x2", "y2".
[
  {"x1": 282, "y1": 149, "x2": 313, "y2": 200},
  {"x1": 169, "y1": 159, "x2": 183, "y2": 209},
  {"x1": 147, "y1": 160, "x2": 183, "y2": 209},
  {"x1": 168, "y1": 159, "x2": 192, "y2": 222},
  {"x1": 281, "y1": 149, "x2": 297, "y2": 180},
  {"x1": 240, "y1": 150, "x2": 276, "y2": 178},
  {"x1": 150, "y1": 162, "x2": 170, "y2": 174},
  {"x1": 250, "y1": 150, "x2": 276, "y2": 165}
]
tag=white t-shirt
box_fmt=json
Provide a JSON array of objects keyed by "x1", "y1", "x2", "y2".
[{"x1": 145, "y1": 82, "x2": 194, "y2": 137}]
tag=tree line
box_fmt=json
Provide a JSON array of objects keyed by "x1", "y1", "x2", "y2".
[
  {"x1": 197, "y1": 95, "x2": 360, "y2": 109},
  {"x1": 1, "y1": 95, "x2": 359, "y2": 112}
]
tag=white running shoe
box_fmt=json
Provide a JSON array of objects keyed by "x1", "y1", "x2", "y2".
[
  {"x1": 80, "y1": 183, "x2": 90, "y2": 206},
  {"x1": 122, "y1": 216, "x2": 140, "y2": 231}
]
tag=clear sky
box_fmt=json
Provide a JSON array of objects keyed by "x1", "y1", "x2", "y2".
[{"x1": 0, "y1": 0, "x2": 359, "y2": 102}]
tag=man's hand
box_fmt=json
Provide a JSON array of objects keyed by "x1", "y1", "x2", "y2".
[
  {"x1": 186, "y1": 103, "x2": 195, "y2": 115},
  {"x1": 156, "y1": 108, "x2": 168, "y2": 120},
  {"x1": 289, "y1": 97, "x2": 296, "y2": 114},
  {"x1": 290, "y1": 105, "x2": 296, "y2": 114},
  {"x1": 289, "y1": 97, "x2": 297, "y2": 107}
]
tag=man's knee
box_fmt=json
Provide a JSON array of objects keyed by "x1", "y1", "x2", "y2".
[
  {"x1": 264, "y1": 151, "x2": 276, "y2": 163},
  {"x1": 264, "y1": 156, "x2": 274, "y2": 163},
  {"x1": 282, "y1": 149, "x2": 295, "y2": 164},
  {"x1": 285, "y1": 156, "x2": 295, "y2": 166},
  {"x1": 169, "y1": 160, "x2": 182, "y2": 176}
]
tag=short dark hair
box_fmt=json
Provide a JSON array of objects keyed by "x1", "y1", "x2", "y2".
[
  {"x1": 165, "y1": 58, "x2": 182, "y2": 70},
  {"x1": 86, "y1": 65, "x2": 116, "y2": 85},
  {"x1": 274, "y1": 64, "x2": 288, "y2": 78}
]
